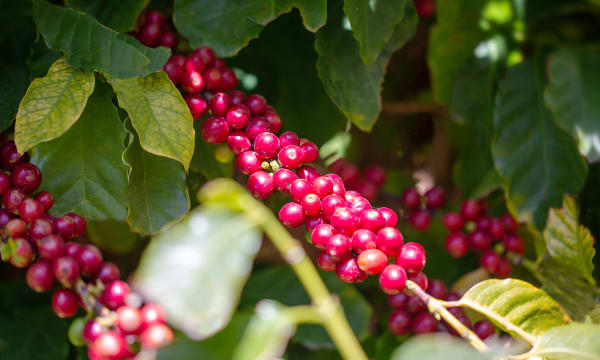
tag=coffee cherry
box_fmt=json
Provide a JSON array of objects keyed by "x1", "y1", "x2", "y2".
[
  {"x1": 138, "y1": 22, "x2": 162, "y2": 46},
  {"x1": 411, "y1": 312, "x2": 438, "y2": 334},
  {"x1": 387, "y1": 292, "x2": 409, "y2": 308},
  {"x1": 94, "y1": 262, "x2": 121, "y2": 285},
  {"x1": 0, "y1": 172, "x2": 11, "y2": 194},
  {"x1": 326, "y1": 234, "x2": 352, "y2": 260},
  {"x1": 141, "y1": 304, "x2": 166, "y2": 326},
  {"x1": 164, "y1": 56, "x2": 185, "y2": 85},
  {"x1": 224, "y1": 104, "x2": 250, "y2": 129},
  {"x1": 26, "y1": 260, "x2": 56, "y2": 292},
  {"x1": 364, "y1": 165, "x2": 386, "y2": 186},
  {"x1": 379, "y1": 264, "x2": 407, "y2": 294},
  {"x1": 6, "y1": 218, "x2": 26, "y2": 237},
  {"x1": 270, "y1": 169, "x2": 296, "y2": 193},
  {"x1": 244, "y1": 94, "x2": 267, "y2": 115},
  {"x1": 92, "y1": 331, "x2": 129, "y2": 360},
  {"x1": 0, "y1": 209, "x2": 13, "y2": 227},
  {"x1": 469, "y1": 230, "x2": 492, "y2": 251},
  {"x1": 488, "y1": 218, "x2": 506, "y2": 240},
  {"x1": 278, "y1": 145, "x2": 304, "y2": 169},
  {"x1": 279, "y1": 131, "x2": 300, "y2": 147},
  {"x1": 376, "y1": 227, "x2": 404, "y2": 257},
  {"x1": 331, "y1": 207, "x2": 357, "y2": 236},
  {"x1": 301, "y1": 193, "x2": 321, "y2": 216},
  {"x1": 461, "y1": 199, "x2": 481, "y2": 221},
  {"x1": 346, "y1": 194, "x2": 371, "y2": 217},
  {"x1": 203, "y1": 67, "x2": 223, "y2": 92},
  {"x1": 480, "y1": 250, "x2": 501, "y2": 273},
  {"x1": 407, "y1": 271, "x2": 428, "y2": 294},
  {"x1": 18, "y1": 198, "x2": 43, "y2": 222},
  {"x1": 473, "y1": 320, "x2": 495, "y2": 340},
  {"x1": 317, "y1": 252, "x2": 337, "y2": 272},
  {"x1": 312, "y1": 176, "x2": 333, "y2": 199},
  {"x1": 3, "y1": 187, "x2": 26, "y2": 214},
  {"x1": 378, "y1": 207, "x2": 398, "y2": 227},
  {"x1": 388, "y1": 310, "x2": 411, "y2": 335},
  {"x1": 53, "y1": 255, "x2": 80, "y2": 286},
  {"x1": 235, "y1": 151, "x2": 261, "y2": 175},
  {"x1": 184, "y1": 53, "x2": 206, "y2": 74},
  {"x1": 335, "y1": 256, "x2": 364, "y2": 283},
  {"x1": 35, "y1": 191, "x2": 54, "y2": 211},
  {"x1": 52, "y1": 288, "x2": 79, "y2": 318},
  {"x1": 324, "y1": 173, "x2": 345, "y2": 197},
  {"x1": 78, "y1": 245, "x2": 103, "y2": 276},
  {"x1": 406, "y1": 294, "x2": 427, "y2": 314},
  {"x1": 1, "y1": 141, "x2": 27, "y2": 170},
  {"x1": 401, "y1": 188, "x2": 420, "y2": 209},
  {"x1": 424, "y1": 187, "x2": 445, "y2": 209},
  {"x1": 359, "y1": 209, "x2": 385, "y2": 232},
  {"x1": 443, "y1": 212, "x2": 463, "y2": 231},
  {"x1": 300, "y1": 141, "x2": 318, "y2": 163},
  {"x1": 116, "y1": 306, "x2": 143, "y2": 334},
  {"x1": 296, "y1": 166, "x2": 320, "y2": 182},
  {"x1": 220, "y1": 68, "x2": 239, "y2": 92},
  {"x1": 208, "y1": 92, "x2": 231, "y2": 116},
  {"x1": 278, "y1": 202, "x2": 305, "y2": 228},
  {"x1": 184, "y1": 94, "x2": 208, "y2": 120},
  {"x1": 351, "y1": 229, "x2": 377, "y2": 253},
  {"x1": 181, "y1": 70, "x2": 205, "y2": 93},
  {"x1": 245, "y1": 117, "x2": 271, "y2": 140},
  {"x1": 141, "y1": 323, "x2": 174, "y2": 348},
  {"x1": 415, "y1": 0, "x2": 436, "y2": 18},
  {"x1": 101, "y1": 280, "x2": 130, "y2": 310},
  {"x1": 409, "y1": 210, "x2": 430, "y2": 231},
  {"x1": 357, "y1": 248, "x2": 388, "y2": 275},
  {"x1": 56, "y1": 215, "x2": 76, "y2": 240},
  {"x1": 227, "y1": 131, "x2": 252, "y2": 155},
  {"x1": 194, "y1": 46, "x2": 216, "y2": 67},
  {"x1": 247, "y1": 171, "x2": 273, "y2": 199},
  {"x1": 397, "y1": 242, "x2": 426, "y2": 275},
  {"x1": 9, "y1": 238, "x2": 34, "y2": 268},
  {"x1": 68, "y1": 213, "x2": 87, "y2": 237},
  {"x1": 30, "y1": 218, "x2": 53, "y2": 240},
  {"x1": 38, "y1": 234, "x2": 64, "y2": 260},
  {"x1": 427, "y1": 279, "x2": 448, "y2": 299},
  {"x1": 501, "y1": 212, "x2": 519, "y2": 232},
  {"x1": 254, "y1": 132, "x2": 280, "y2": 158},
  {"x1": 495, "y1": 257, "x2": 512, "y2": 278},
  {"x1": 63, "y1": 242, "x2": 82, "y2": 258},
  {"x1": 354, "y1": 181, "x2": 378, "y2": 201},
  {"x1": 321, "y1": 194, "x2": 345, "y2": 220},
  {"x1": 311, "y1": 224, "x2": 335, "y2": 250},
  {"x1": 201, "y1": 116, "x2": 229, "y2": 144},
  {"x1": 83, "y1": 318, "x2": 105, "y2": 346},
  {"x1": 476, "y1": 215, "x2": 491, "y2": 232},
  {"x1": 289, "y1": 179, "x2": 313, "y2": 203},
  {"x1": 305, "y1": 216, "x2": 323, "y2": 232},
  {"x1": 502, "y1": 233, "x2": 524, "y2": 254}
]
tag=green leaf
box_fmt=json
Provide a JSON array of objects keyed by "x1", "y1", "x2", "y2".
[
  {"x1": 15, "y1": 57, "x2": 95, "y2": 153},
  {"x1": 315, "y1": 2, "x2": 417, "y2": 131},
  {"x1": 319, "y1": 132, "x2": 352, "y2": 166},
  {"x1": 588, "y1": 305, "x2": 600, "y2": 324},
  {"x1": 123, "y1": 120, "x2": 190, "y2": 235},
  {"x1": 428, "y1": 0, "x2": 487, "y2": 104},
  {"x1": 543, "y1": 195, "x2": 596, "y2": 284},
  {"x1": 460, "y1": 279, "x2": 570, "y2": 344},
  {"x1": 157, "y1": 311, "x2": 252, "y2": 360},
  {"x1": 390, "y1": 335, "x2": 491, "y2": 360},
  {"x1": 86, "y1": 220, "x2": 142, "y2": 255},
  {"x1": 343, "y1": 0, "x2": 408, "y2": 64},
  {"x1": 108, "y1": 72, "x2": 195, "y2": 170},
  {"x1": 492, "y1": 60, "x2": 588, "y2": 230},
  {"x1": 30, "y1": 81, "x2": 128, "y2": 221},
  {"x1": 241, "y1": 266, "x2": 373, "y2": 349},
  {"x1": 545, "y1": 46, "x2": 600, "y2": 161},
  {"x1": 33, "y1": 0, "x2": 170, "y2": 78},
  {"x1": 27, "y1": 38, "x2": 61, "y2": 80},
  {"x1": 527, "y1": 323, "x2": 600, "y2": 359},
  {"x1": 233, "y1": 300, "x2": 297, "y2": 360},
  {"x1": 190, "y1": 122, "x2": 233, "y2": 179},
  {"x1": 0, "y1": 63, "x2": 29, "y2": 133},
  {"x1": 173, "y1": 0, "x2": 327, "y2": 57},
  {"x1": 134, "y1": 207, "x2": 261, "y2": 339},
  {"x1": 375, "y1": 331, "x2": 407, "y2": 360},
  {"x1": 65, "y1": 0, "x2": 149, "y2": 32}
]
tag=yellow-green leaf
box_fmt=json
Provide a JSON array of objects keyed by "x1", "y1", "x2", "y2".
[
  {"x1": 460, "y1": 279, "x2": 570, "y2": 344},
  {"x1": 527, "y1": 323, "x2": 600, "y2": 359},
  {"x1": 15, "y1": 57, "x2": 94, "y2": 153},
  {"x1": 108, "y1": 72, "x2": 195, "y2": 171}
]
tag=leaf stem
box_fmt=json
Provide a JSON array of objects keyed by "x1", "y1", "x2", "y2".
[{"x1": 405, "y1": 280, "x2": 489, "y2": 353}]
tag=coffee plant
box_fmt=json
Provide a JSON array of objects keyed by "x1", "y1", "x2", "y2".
[{"x1": 1, "y1": 0, "x2": 600, "y2": 359}]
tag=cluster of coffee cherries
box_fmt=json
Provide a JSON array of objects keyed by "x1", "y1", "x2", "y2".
[
  {"x1": 328, "y1": 158, "x2": 387, "y2": 201},
  {"x1": 442, "y1": 199, "x2": 524, "y2": 278},
  {"x1": 130, "y1": 10, "x2": 179, "y2": 52},
  {"x1": 401, "y1": 186, "x2": 446, "y2": 231},
  {"x1": 387, "y1": 278, "x2": 496, "y2": 340},
  {"x1": 0, "y1": 139, "x2": 173, "y2": 359}
]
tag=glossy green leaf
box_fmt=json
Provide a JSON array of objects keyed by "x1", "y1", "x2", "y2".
[
  {"x1": 241, "y1": 266, "x2": 373, "y2": 349},
  {"x1": 233, "y1": 300, "x2": 297, "y2": 360},
  {"x1": 15, "y1": 57, "x2": 95, "y2": 153},
  {"x1": 543, "y1": 195, "x2": 596, "y2": 284},
  {"x1": 30, "y1": 81, "x2": 128, "y2": 221},
  {"x1": 157, "y1": 311, "x2": 252, "y2": 360},
  {"x1": 173, "y1": 0, "x2": 327, "y2": 57},
  {"x1": 545, "y1": 46, "x2": 600, "y2": 161},
  {"x1": 66, "y1": 0, "x2": 149, "y2": 32},
  {"x1": 428, "y1": 0, "x2": 487, "y2": 103},
  {"x1": 316, "y1": 2, "x2": 417, "y2": 131},
  {"x1": 460, "y1": 279, "x2": 570, "y2": 344},
  {"x1": 134, "y1": 207, "x2": 261, "y2": 339},
  {"x1": 527, "y1": 323, "x2": 600, "y2": 359},
  {"x1": 33, "y1": 0, "x2": 170, "y2": 78},
  {"x1": 492, "y1": 60, "x2": 588, "y2": 230},
  {"x1": 27, "y1": 38, "x2": 61, "y2": 80},
  {"x1": 391, "y1": 335, "x2": 491, "y2": 360},
  {"x1": 123, "y1": 121, "x2": 190, "y2": 235},
  {"x1": 343, "y1": 0, "x2": 408, "y2": 64},
  {"x1": 86, "y1": 219, "x2": 142, "y2": 255},
  {"x1": 0, "y1": 63, "x2": 29, "y2": 133},
  {"x1": 108, "y1": 72, "x2": 195, "y2": 170}
]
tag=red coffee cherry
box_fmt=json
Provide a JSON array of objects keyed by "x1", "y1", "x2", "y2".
[
  {"x1": 379, "y1": 264, "x2": 407, "y2": 294},
  {"x1": 357, "y1": 248, "x2": 388, "y2": 275},
  {"x1": 376, "y1": 227, "x2": 404, "y2": 257},
  {"x1": 388, "y1": 309, "x2": 411, "y2": 335},
  {"x1": 445, "y1": 232, "x2": 468, "y2": 258},
  {"x1": 397, "y1": 242, "x2": 426, "y2": 275}
]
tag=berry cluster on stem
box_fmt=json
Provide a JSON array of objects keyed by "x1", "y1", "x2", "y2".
[
  {"x1": 401, "y1": 186, "x2": 446, "y2": 231},
  {"x1": 328, "y1": 158, "x2": 387, "y2": 201}
]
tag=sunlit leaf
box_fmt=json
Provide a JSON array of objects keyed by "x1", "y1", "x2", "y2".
[{"x1": 527, "y1": 323, "x2": 600, "y2": 360}]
